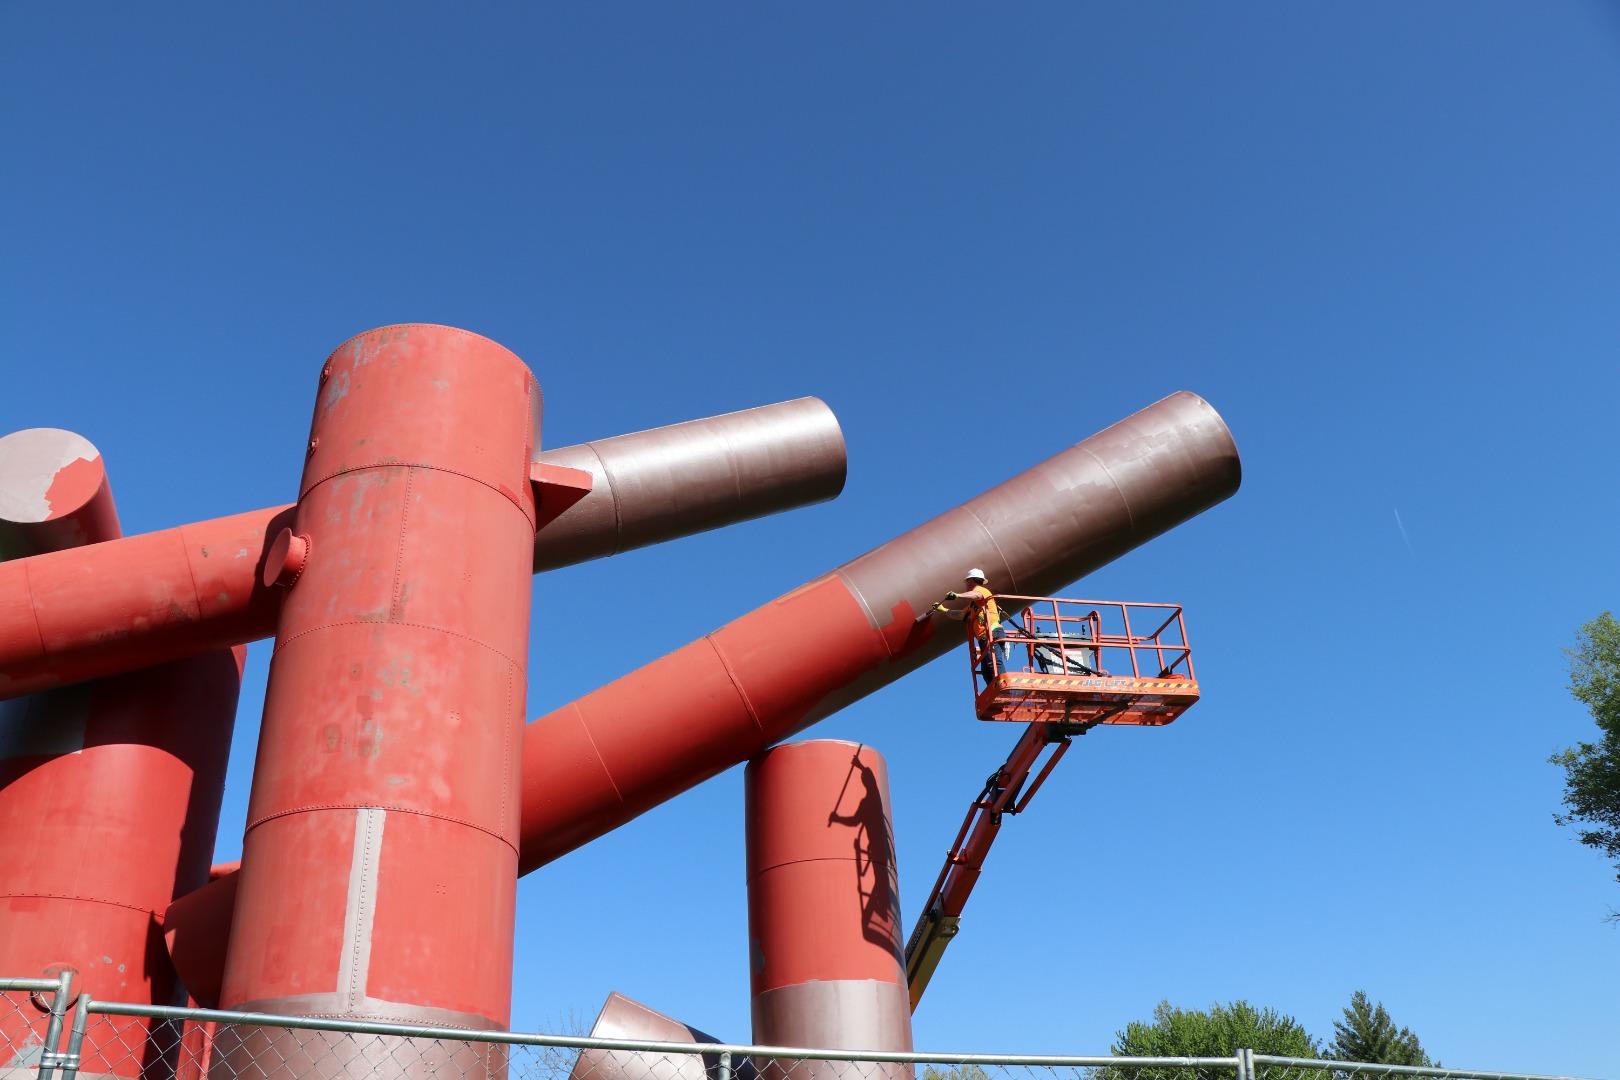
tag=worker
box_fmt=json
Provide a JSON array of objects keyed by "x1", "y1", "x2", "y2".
[{"x1": 933, "y1": 568, "x2": 1013, "y2": 684}]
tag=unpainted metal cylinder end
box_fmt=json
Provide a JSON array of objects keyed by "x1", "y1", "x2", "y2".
[{"x1": 0, "y1": 428, "x2": 121, "y2": 559}]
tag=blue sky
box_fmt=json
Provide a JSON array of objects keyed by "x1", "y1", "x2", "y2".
[{"x1": 4, "y1": 4, "x2": 1619, "y2": 1076}]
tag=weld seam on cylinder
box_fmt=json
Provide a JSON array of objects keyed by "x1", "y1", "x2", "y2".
[
  {"x1": 228, "y1": 1004, "x2": 493, "y2": 1031},
  {"x1": 299, "y1": 461, "x2": 538, "y2": 529},
  {"x1": 389, "y1": 468, "x2": 413, "y2": 622},
  {"x1": 0, "y1": 891, "x2": 161, "y2": 916},
  {"x1": 578, "y1": 443, "x2": 623, "y2": 555},
  {"x1": 961, "y1": 506, "x2": 1019, "y2": 593},
  {"x1": 269, "y1": 620, "x2": 523, "y2": 670},
  {"x1": 176, "y1": 522, "x2": 209, "y2": 617},
  {"x1": 831, "y1": 569, "x2": 884, "y2": 635},
  {"x1": 500, "y1": 666, "x2": 512, "y2": 836},
  {"x1": 910, "y1": 505, "x2": 1014, "y2": 600},
  {"x1": 11, "y1": 560, "x2": 47, "y2": 661},
  {"x1": 715, "y1": 425, "x2": 744, "y2": 504},
  {"x1": 705, "y1": 635, "x2": 766, "y2": 738},
  {"x1": 243, "y1": 802, "x2": 519, "y2": 854},
  {"x1": 745, "y1": 855, "x2": 900, "y2": 879},
  {"x1": 338, "y1": 807, "x2": 384, "y2": 1008},
  {"x1": 1079, "y1": 446, "x2": 1135, "y2": 532},
  {"x1": 571, "y1": 704, "x2": 625, "y2": 805}
]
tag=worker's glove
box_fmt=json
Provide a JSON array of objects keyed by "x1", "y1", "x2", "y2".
[
  {"x1": 933, "y1": 603, "x2": 948, "y2": 614},
  {"x1": 944, "y1": 591, "x2": 958, "y2": 600}
]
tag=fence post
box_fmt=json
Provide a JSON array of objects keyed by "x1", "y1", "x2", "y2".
[
  {"x1": 718, "y1": 1050, "x2": 734, "y2": 1080},
  {"x1": 1238, "y1": 1048, "x2": 1256, "y2": 1080},
  {"x1": 57, "y1": 994, "x2": 90, "y2": 1080},
  {"x1": 35, "y1": 971, "x2": 73, "y2": 1080}
]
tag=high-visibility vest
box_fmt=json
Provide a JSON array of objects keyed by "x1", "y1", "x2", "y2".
[{"x1": 964, "y1": 584, "x2": 1000, "y2": 641}]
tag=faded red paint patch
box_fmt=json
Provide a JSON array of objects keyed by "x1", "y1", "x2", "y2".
[
  {"x1": 881, "y1": 598, "x2": 935, "y2": 660},
  {"x1": 42, "y1": 455, "x2": 101, "y2": 520}
]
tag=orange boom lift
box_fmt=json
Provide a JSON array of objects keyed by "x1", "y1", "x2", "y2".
[{"x1": 903, "y1": 596, "x2": 1200, "y2": 1009}]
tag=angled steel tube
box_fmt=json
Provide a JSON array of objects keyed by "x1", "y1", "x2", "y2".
[
  {"x1": 0, "y1": 400, "x2": 846, "y2": 701},
  {"x1": 533, "y1": 397, "x2": 845, "y2": 572},
  {"x1": 570, "y1": 992, "x2": 750, "y2": 1080},
  {"x1": 518, "y1": 390, "x2": 1239, "y2": 871}
]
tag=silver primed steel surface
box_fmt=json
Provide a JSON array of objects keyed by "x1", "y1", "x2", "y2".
[{"x1": 533, "y1": 398, "x2": 846, "y2": 571}]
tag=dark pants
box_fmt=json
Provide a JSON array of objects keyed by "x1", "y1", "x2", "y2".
[{"x1": 980, "y1": 624, "x2": 1014, "y2": 684}]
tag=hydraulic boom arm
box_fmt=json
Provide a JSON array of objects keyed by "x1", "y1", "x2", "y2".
[{"x1": 902, "y1": 720, "x2": 1079, "y2": 1010}]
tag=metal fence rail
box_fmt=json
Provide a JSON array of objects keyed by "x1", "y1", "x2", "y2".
[
  {"x1": 1, "y1": 975, "x2": 75, "y2": 1080},
  {"x1": 0, "y1": 983, "x2": 1600, "y2": 1080}
]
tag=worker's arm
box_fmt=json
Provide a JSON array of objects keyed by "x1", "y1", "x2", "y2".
[{"x1": 933, "y1": 602, "x2": 967, "y2": 621}]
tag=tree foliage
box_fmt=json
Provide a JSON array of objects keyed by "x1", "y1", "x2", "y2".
[
  {"x1": 1110, "y1": 1000, "x2": 1319, "y2": 1058},
  {"x1": 1325, "y1": 991, "x2": 1432, "y2": 1067},
  {"x1": 922, "y1": 1067, "x2": 992, "y2": 1080},
  {"x1": 1549, "y1": 611, "x2": 1620, "y2": 881}
]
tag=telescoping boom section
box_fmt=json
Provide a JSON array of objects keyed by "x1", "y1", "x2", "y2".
[
  {"x1": 905, "y1": 597, "x2": 1198, "y2": 1010},
  {"x1": 969, "y1": 597, "x2": 1198, "y2": 725}
]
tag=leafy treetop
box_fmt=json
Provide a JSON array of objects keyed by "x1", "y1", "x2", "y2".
[
  {"x1": 1326, "y1": 991, "x2": 1433, "y2": 1068},
  {"x1": 1111, "y1": 1000, "x2": 1319, "y2": 1059},
  {"x1": 1550, "y1": 611, "x2": 1620, "y2": 883}
]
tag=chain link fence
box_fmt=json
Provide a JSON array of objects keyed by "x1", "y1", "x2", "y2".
[
  {"x1": 1, "y1": 976, "x2": 76, "y2": 1080},
  {"x1": 0, "y1": 983, "x2": 1599, "y2": 1080}
]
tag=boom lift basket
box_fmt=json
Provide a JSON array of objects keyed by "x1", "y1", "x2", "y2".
[{"x1": 969, "y1": 596, "x2": 1198, "y2": 726}]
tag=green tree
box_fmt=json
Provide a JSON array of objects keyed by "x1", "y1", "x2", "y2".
[
  {"x1": 1549, "y1": 612, "x2": 1620, "y2": 884},
  {"x1": 922, "y1": 1067, "x2": 991, "y2": 1080},
  {"x1": 1111, "y1": 1000, "x2": 1319, "y2": 1058},
  {"x1": 1325, "y1": 991, "x2": 1432, "y2": 1067}
]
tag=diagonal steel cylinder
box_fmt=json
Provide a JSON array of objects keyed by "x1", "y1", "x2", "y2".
[
  {"x1": 518, "y1": 390, "x2": 1239, "y2": 872},
  {"x1": 0, "y1": 399, "x2": 845, "y2": 701}
]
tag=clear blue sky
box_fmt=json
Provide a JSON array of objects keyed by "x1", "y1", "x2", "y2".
[{"x1": 4, "y1": 4, "x2": 1618, "y2": 1076}]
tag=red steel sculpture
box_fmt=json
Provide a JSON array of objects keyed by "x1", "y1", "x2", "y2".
[
  {"x1": 0, "y1": 429, "x2": 244, "y2": 1078},
  {"x1": 151, "y1": 385, "x2": 1242, "y2": 1021},
  {"x1": 0, "y1": 321, "x2": 1240, "y2": 1075}
]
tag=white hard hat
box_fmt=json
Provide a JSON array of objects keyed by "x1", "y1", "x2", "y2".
[{"x1": 965, "y1": 568, "x2": 987, "y2": 582}]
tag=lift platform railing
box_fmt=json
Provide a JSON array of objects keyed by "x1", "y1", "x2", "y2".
[{"x1": 965, "y1": 597, "x2": 1197, "y2": 726}]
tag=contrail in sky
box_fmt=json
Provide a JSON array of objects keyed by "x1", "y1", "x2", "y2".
[{"x1": 1393, "y1": 507, "x2": 1417, "y2": 561}]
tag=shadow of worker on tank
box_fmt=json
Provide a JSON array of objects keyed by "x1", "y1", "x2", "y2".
[{"x1": 826, "y1": 750, "x2": 903, "y2": 954}]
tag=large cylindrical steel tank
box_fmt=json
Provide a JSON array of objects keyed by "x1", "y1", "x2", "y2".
[
  {"x1": 0, "y1": 429, "x2": 242, "y2": 1079},
  {"x1": 0, "y1": 403, "x2": 846, "y2": 702},
  {"x1": 519, "y1": 390, "x2": 1240, "y2": 870},
  {"x1": 217, "y1": 326, "x2": 537, "y2": 1078},
  {"x1": 747, "y1": 741, "x2": 912, "y2": 1078}
]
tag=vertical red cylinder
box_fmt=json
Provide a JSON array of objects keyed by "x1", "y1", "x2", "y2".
[
  {"x1": 219, "y1": 326, "x2": 537, "y2": 1042},
  {"x1": 0, "y1": 429, "x2": 242, "y2": 1077},
  {"x1": 746, "y1": 740, "x2": 913, "y2": 1072}
]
